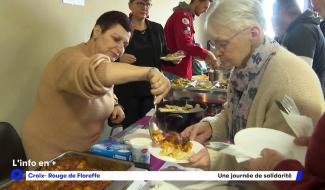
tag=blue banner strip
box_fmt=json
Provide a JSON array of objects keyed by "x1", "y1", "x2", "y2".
[{"x1": 296, "y1": 170, "x2": 303, "y2": 181}]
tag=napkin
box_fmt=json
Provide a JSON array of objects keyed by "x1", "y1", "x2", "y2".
[
  {"x1": 277, "y1": 95, "x2": 314, "y2": 137},
  {"x1": 280, "y1": 110, "x2": 314, "y2": 137},
  {"x1": 219, "y1": 145, "x2": 251, "y2": 163},
  {"x1": 159, "y1": 162, "x2": 203, "y2": 171}
]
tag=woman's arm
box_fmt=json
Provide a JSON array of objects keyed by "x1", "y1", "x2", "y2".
[{"x1": 55, "y1": 49, "x2": 170, "y2": 102}]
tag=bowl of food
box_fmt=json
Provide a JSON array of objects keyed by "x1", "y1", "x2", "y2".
[{"x1": 156, "y1": 99, "x2": 207, "y2": 133}]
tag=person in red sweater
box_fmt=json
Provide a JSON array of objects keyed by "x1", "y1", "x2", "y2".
[
  {"x1": 249, "y1": 113, "x2": 325, "y2": 189},
  {"x1": 162, "y1": 0, "x2": 217, "y2": 79}
]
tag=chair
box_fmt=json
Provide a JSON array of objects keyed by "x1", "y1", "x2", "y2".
[{"x1": 0, "y1": 122, "x2": 27, "y2": 181}]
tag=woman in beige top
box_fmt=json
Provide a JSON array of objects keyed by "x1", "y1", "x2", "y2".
[{"x1": 22, "y1": 11, "x2": 170, "y2": 163}]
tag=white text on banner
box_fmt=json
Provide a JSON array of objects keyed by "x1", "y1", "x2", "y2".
[{"x1": 25, "y1": 171, "x2": 301, "y2": 181}]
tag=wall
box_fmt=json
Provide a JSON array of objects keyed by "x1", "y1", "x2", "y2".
[{"x1": 0, "y1": 0, "x2": 211, "y2": 133}]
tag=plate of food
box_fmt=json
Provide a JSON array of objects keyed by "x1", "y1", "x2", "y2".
[
  {"x1": 149, "y1": 131, "x2": 204, "y2": 163},
  {"x1": 161, "y1": 51, "x2": 186, "y2": 61}
]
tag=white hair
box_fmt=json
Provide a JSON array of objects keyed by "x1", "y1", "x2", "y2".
[{"x1": 207, "y1": 0, "x2": 266, "y2": 32}]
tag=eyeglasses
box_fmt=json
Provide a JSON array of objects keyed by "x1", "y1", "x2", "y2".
[
  {"x1": 135, "y1": 2, "x2": 152, "y2": 8},
  {"x1": 208, "y1": 27, "x2": 249, "y2": 51}
]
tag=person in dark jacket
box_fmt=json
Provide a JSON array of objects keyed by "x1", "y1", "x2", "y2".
[
  {"x1": 311, "y1": 0, "x2": 325, "y2": 35},
  {"x1": 272, "y1": 0, "x2": 325, "y2": 98},
  {"x1": 114, "y1": 0, "x2": 179, "y2": 128}
]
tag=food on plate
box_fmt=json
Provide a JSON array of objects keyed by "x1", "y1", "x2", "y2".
[
  {"x1": 158, "y1": 104, "x2": 202, "y2": 113},
  {"x1": 215, "y1": 79, "x2": 228, "y2": 89},
  {"x1": 159, "y1": 131, "x2": 193, "y2": 160},
  {"x1": 152, "y1": 130, "x2": 193, "y2": 160},
  {"x1": 171, "y1": 78, "x2": 192, "y2": 88},
  {"x1": 161, "y1": 51, "x2": 185, "y2": 61},
  {"x1": 166, "y1": 51, "x2": 185, "y2": 59},
  {"x1": 191, "y1": 75, "x2": 209, "y2": 81},
  {"x1": 151, "y1": 129, "x2": 165, "y2": 145},
  {"x1": 6, "y1": 156, "x2": 112, "y2": 190},
  {"x1": 193, "y1": 81, "x2": 213, "y2": 90}
]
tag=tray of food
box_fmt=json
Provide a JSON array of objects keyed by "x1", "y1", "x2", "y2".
[
  {"x1": 171, "y1": 78, "x2": 228, "y2": 91},
  {"x1": 0, "y1": 151, "x2": 134, "y2": 190},
  {"x1": 171, "y1": 78, "x2": 193, "y2": 89},
  {"x1": 186, "y1": 80, "x2": 228, "y2": 92},
  {"x1": 191, "y1": 75, "x2": 209, "y2": 81}
]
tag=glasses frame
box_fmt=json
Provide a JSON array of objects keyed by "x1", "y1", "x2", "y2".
[
  {"x1": 135, "y1": 1, "x2": 152, "y2": 8},
  {"x1": 209, "y1": 27, "x2": 250, "y2": 52}
]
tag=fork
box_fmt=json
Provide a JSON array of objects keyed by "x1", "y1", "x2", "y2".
[
  {"x1": 275, "y1": 99, "x2": 290, "y2": 114},
  {"x1": 281, "y1": 95, "x2": 300, "y2": 115}
]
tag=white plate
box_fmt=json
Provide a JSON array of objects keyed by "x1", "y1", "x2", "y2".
[
  {"x1": 160, "y1": 55, "x2": 185, "y2": 61},
  {"x1": 234, "y1": 128, "x2": 307, "y2": 164},
  {"x1": 149, "y1": 140, "x2": 204, "y2": 163}
]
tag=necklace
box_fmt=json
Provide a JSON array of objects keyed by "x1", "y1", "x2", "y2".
[{"x1": 140, "y1": 30, "x2": 146, "y2": 34}]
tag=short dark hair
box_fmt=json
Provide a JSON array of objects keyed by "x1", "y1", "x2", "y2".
[
  {"x1": 273, "y1": 0, "x2": 301, "y2": 17},
  {"x1": 90, "y1": 11, "x2": 132, "y2": 38}
]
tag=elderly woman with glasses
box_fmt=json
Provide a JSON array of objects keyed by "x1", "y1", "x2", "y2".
[
  {"x1": 181, "y1": 0, "x2": 325, "y2": 172},
  {"x1": 114, "y1": 0, "x2": 179, "y2": 128}
]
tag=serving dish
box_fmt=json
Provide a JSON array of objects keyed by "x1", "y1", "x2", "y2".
[{"x1": 0, "y1": 151, "x2": 134, "y2": 190}]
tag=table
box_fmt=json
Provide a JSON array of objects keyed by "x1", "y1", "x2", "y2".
[
  {"x1": 110, "y1": 117, "x2": 258, "y2": 190},
  {"x1": 111, "y1": 116, "x2": 165, "y2": 170}
]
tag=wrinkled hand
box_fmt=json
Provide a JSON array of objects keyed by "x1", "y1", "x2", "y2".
[
  {"x1": 181, "y1": 148, "x2": 210, "y2": 170},
  {"x1": 248, "y1": 148, "x2": 286, "y2": 171},
  {"x1": 110, "y1": 105, "x2": 125, "y2": 124},
  {"x1": 147, "y1": 68, "x2": 171, "y2": 104},
  {"x1": 294, "y1": 136, "x2": 310, "y2": 146},
  {"x1": 204, "y1": 51, "x2": 219, "y2": 69},
  {"x1": 119, "y1": 53, "x2": 136, "y2": 64},
  {"x1": 181, "y1": 122, "x2": 212, "y2": 144}
]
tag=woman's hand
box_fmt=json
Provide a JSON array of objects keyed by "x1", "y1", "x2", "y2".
[
  {"x1": 204, "y1": 51, "x2": 219, "y2": 69},
  {"x1": 147, "y1": 68, "x2": 171, "y2": 104},
  {"x1": 110, "y1": 105, "x2": 125, "y2": 124},
  {"x1": 171, "y1": 59, "x2": 182, "y2": 65},
  {"x1": 181, "y1": 122, "x2": 212, "y2": 144},
  {"x1": 247, "y1": 149, "x2": 286, "y2": 190},
  {"x1": 248, "y1": 148, "x2": 286, "y2": 171},
  {"x1": 119, "y1": 53, "x2": 136, "y2": 64},
  {"x1": 181, "y1": 148, "x2": 210, "y2": 170}
]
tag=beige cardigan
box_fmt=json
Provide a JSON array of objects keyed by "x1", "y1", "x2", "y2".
[
  {"x1": 202, "y1": 47, "x2": 325, "y2": 170},
  {"x1": 22, "y1": 43, "x2": 117, "y2": 162}
]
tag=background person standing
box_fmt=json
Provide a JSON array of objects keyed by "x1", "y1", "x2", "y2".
[
  {"x1": 115, "y1": 0, "x2": 179, "y2": 128},
  {"x1": 272, "y1": 0, "x2": 325, "y2": 97},
  {"x1": 162, "y1": 0, "x2": 217, "y2": 80}
]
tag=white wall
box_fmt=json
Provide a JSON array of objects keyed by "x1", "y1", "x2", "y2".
[{"x1": 0, "y1": 0, "x2": 210, "y2": 132}]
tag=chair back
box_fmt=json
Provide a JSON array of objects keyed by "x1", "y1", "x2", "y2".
[{"x1": 0, "y1": 122, "x2": 27, "y2": 181}]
